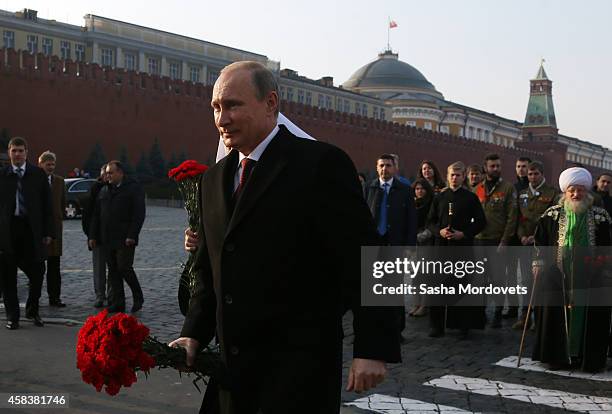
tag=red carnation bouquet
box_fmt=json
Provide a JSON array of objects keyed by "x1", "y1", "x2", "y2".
[
  {"x1": 168, "y1": 160, "x2": 209, "y2": 315},
  {"x1": 77, "y1": 310, "x2": 225, "y2": 396}
]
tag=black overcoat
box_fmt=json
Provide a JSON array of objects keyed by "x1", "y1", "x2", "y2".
[{"x1": 182, "y1": 126, "x2": 401, "y2": 413}]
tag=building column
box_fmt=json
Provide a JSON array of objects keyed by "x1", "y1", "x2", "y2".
[
  {"x1": 182, "y1": 60, "x2": 189, "y2": 81},
  {"x1": 116, "y1": 46, "x2": 123, "y2": 69},
  {"x1": 138, "y1": 51, "x2": 146, "y2": 73},
  {"x1": 161, "y1": 55, "x2": 167, "y2": 77},
  {"x1": 92, "y1": 42, "x2": 99, "y2": 64},
  {"x1": 201, "y1": 64, "x2": 208, "y2": 85}
]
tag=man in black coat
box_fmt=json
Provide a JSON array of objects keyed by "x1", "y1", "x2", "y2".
[
  {"x1": 365, "y1": 154, "x2": 417, "y2": 340},
  {"x1": 171, "y1": 61, "x2": 400, "y2": 414},
  {"x1": 89, "y1": 161, "x2": 145, "y2": 313},
  {"x1": 0, "y1": 137, "x2": 53, "y2": 329}
]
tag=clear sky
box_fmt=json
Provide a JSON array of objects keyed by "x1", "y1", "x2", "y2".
[{"x1": 4, "y1": 0, "x2": 611, "y2": 148}]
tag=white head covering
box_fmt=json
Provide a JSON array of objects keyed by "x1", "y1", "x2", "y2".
[
  {"x1": 559, "y1": 167, "x2": 592, "y2": 192},
  {"x1": 215, "y1": 112, "x2": 315, "y2": 163}
]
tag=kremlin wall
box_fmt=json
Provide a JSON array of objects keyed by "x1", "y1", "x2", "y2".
[{"x1": 0, "y1": 48, "x2": 602, "y2": 182}]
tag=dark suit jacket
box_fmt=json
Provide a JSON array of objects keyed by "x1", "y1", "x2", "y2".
[
  {"x1": 365, "y1": 178, "x2": 417, "y2": 245},
  {"x1": 181, "y1": 126, "x2": 400, "y2": 410},
  {"x1": 47, "y1": 174, "x2": 66, "y2": 257},
  {"x1": 89, "y1": 176, "x2": 145, "y2": 248},
  {"x1": 0, "y1": 163, "x2": 54, "y2": 261}
]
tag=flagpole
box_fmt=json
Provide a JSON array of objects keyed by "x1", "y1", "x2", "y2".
[{"x1": 387, "y1": 16, "x2": 390, "y2": 51}]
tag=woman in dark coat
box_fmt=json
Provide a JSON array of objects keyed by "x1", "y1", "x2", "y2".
[{"x1": 409, "y1": 178, "x2": 434, "y2": 317}]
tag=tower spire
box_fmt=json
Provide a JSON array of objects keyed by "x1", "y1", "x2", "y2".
[{"x1": 523, "y1": 60, "x2": 558, "y2": 141}]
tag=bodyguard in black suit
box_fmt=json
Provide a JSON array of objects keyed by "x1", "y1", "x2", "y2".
[
  {"x1": 365, "y1": 155, "x2": 417, "y2": 246},
  {"x1": 0, "y1": 137, "x2": 53, "y2": 329},
  {"x1": 365, "y1": 154, "x2": 417, "y2": 341},
  {"x1": 171, "y1": 62, "x2": 400, "y2": 414}
]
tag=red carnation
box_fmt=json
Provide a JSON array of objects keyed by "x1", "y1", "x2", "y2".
[
  {"x1": 76, "y1": 311, "x2": 224, "y2": 397},
  {"x1": 168, "y1": 160, "x2": 208, "y2": 182}
]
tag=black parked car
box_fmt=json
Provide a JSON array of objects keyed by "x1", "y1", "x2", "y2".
[{"x1": 64, "y1": 178, "x2": 97, "y2": 219}]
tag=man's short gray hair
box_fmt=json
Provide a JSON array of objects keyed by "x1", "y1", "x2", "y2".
[
  {"x1": 38, "y1": 150, "x2": 56, "y2": 163},
  {"x1": 220, "y1": 61, "x2": 279, "y2": 115}
]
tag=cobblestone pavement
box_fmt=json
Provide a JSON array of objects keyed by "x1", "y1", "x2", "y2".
[
  {"x1": 15, "y1": 206, "x2": 190, "y2": 341},
  {"x1": 7, "y1": 206, "x2": 612, "y2": 413}
]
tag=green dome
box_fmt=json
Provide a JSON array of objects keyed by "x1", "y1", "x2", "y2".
[{"x1": 343, "y1": 50, "x2": 439, "y2": 94}]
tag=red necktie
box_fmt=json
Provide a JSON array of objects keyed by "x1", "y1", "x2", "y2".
[{"x1": 234, "y1": 158, "x2": 256, "y2": 199}]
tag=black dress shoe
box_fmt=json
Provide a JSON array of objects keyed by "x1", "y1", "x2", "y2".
[
  {"x1": 130, "y1": 299, "x2": 144, "y2": 313},
  {"x1": 428, "y1": 328, "x2": 445, "y2": 338},
  {"x1": 49, "y1": 300, "x2": 66, "y2": 308},
  {"x1": 106, "y1": 305, "x2": 125, "y2": 313},
  {"x1": 5, "y1": 320, "x2": 19, "y2": 330},
  {"x1": 26, "y1": 313, "x2": 44, "y2": 327},
  {"x1": 93, "y1": 299, "x2": 105, "y2": 308}
]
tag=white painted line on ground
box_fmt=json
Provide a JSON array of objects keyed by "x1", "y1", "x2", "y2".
[
  {"x1": 496, "y1": 356, "x2": 612, "y2": 382},
  {"x1": 345, "y1": 393, "x2": 476, "y2": 413},
  {"x1": 425, "y1": 375, "x2": 612, "y2": 413},
  {"x1": 61, "y1": 266, "x2": 181, "y2": 273}
]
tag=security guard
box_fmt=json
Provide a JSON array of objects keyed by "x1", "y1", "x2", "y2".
[
  {"x1": 513, "y1": 161, "x2": 558, "y2": 329},
  {"x1": 474, "y1": 153, "x2": 518, "y2": 328}
]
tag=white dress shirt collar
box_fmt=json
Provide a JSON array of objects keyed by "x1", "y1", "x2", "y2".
[
  {"x1": 379, "y1": 177, "x2": 394, "y2": 188},
  {"x1": 238, "y1": 124, "x2": 280, "y2": 164},
  {"x1": 12, "y1": 163, "x2": 26, "y2": 174}
]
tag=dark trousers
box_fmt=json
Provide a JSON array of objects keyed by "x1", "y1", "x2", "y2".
[
  {"x1": 0, "y1": 217, "x2": 44, "y2": 322},
  {"x1": 92, "y1": 247, "x2": 109, "y2": 301},
  {"x1": 106, "y1": 245, "x2": 143, "y2": 310},
  {"x1": 201, "y1": 350, "x2": 341, "y2": 414},
  {"x1": 45, "y1": 256, "x2": 61, "y2": 302},
  {"x1": 429, "y1": 306, "x2": 446, "y2": 331},
  {"x1": 474, "y1": 238, "x2": 505, "y2": 312}
]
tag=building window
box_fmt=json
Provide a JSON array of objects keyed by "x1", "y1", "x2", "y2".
[
  {"x1": 424, "y1": 122, "x2": 433, "y2": 130},
  {"x1": 477, "y1": 128, "x2": 483, "y2": 140},
  {"x1": 468, "y1": 126, "x2": 474, "y2": 138},
  {"x1": 42, "y1": 38, "x2": 53, "y2": 56},
  {"x1": 169, "y1": 61, "x2": 181, "y2": 80},
  {"x1": 75, "y1": 44, "x2": 85, "y2": 62},
  {"x1": 207, "y1": 70, "x2": 219, "y2": 85},
  {"x1": 101, "y1": 47, "x2": 114, "y2": 67},
  {"x1": 3, "y1": 30, "x2": 15, "y2": 49},
  {"x1": 124, "y1": 53, "x2": 136, "y2": 71},
  {"x1": 380, "y1": 108, "x2": 386, "y2": 120},
  {"x1": 325, "y1": 96, "x2": 332, "y2": 109},
  {"x1": 484, "y1": 130, "x2": 490, "y2": 142},
  {"x1": 26, "y1": 35, "x2": 38, "y2": 54},
  {"x1": 148, "y1": 57, "x2": 161, "y2": 76},
  {"x1": 361, "y1": 104, "x2": 368, "y2": 117},
  {"x1": 286, "y1": 87, "x2": 294, "y2": 101},
  {"x1": 459, "y1": 127, "x2": 464, "y2": 136},
  {"x1": 406, "y1": 120, "x2": 417, "y2": 127},
  {"x1": 280, "y1": 86, "x2": 286, "y2": 100},
  {"x1": 305, "y1": 91, "x2": 312, "y2": 106},
  {"x1": 355, "y1": 102, "x2": 361, "y2": 115},
  {"x1": 439, "y1": 125, "x2": 450, "y2": 134},
  {"x1": 297, "y1": 89, "x2": 304, "y2": 104},
  {"x1": 60, "y1": 40, "x2": 71, "y2": 60},
  {"x1": 373, "y1": 107, "x2": 379, "y2": 119},
  {"x1": 344, "y1": 100, "x2": 350, "y2": 113},
  {"x1": 189, "y1": 65, "x2": 200, "y2": 83},
  {"x1": 318, "y1": 94, "x2": 324, "y2": 108}
]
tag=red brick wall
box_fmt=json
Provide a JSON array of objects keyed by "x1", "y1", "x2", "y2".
[{"x1": 1, "y1": 49, "x2": 568, "y2": 183}]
